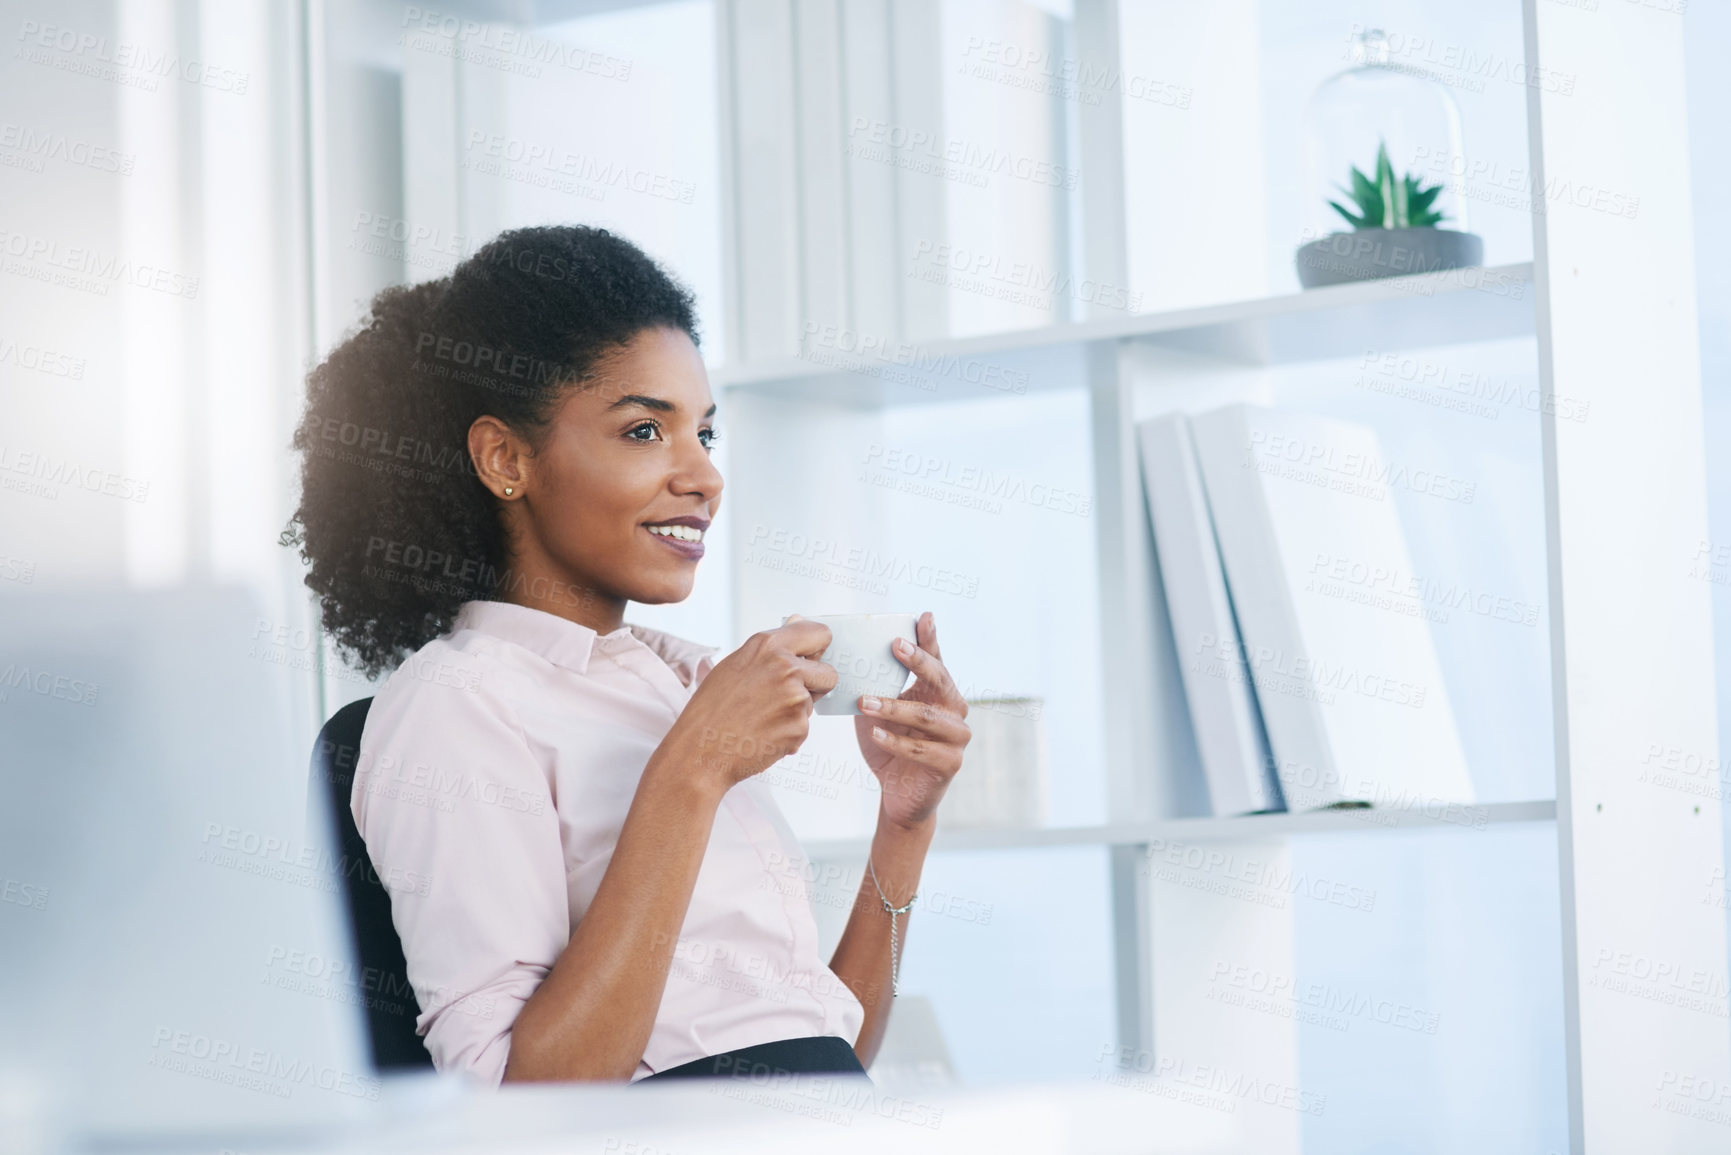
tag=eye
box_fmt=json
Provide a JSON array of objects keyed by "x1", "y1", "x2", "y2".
[
  {"x1": 626, "y1": 421, "x2": 661, "y2": 443},
  {"x1": 699, "y1": 427, "x2": 719, "y2": 450}
]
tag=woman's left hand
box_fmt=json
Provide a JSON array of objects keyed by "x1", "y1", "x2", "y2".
[{"x1": 854, "y1": 612, "x2": 971, "y2": 830}]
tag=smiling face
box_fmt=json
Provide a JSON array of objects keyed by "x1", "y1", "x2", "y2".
[{"x1": 467, "y1": 325, "x2": 722, "y2": 631}]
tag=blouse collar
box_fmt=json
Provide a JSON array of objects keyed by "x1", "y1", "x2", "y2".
[{"x1": 451, "y1": 599, "x2": 718, "y2": 684}]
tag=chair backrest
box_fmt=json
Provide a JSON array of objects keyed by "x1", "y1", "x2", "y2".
[{"x1": 308, "y1": 697, "x2": 434, "y2": 1070}]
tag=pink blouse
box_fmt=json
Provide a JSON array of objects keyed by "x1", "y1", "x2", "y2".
[{"x1": 352, "y1": 599, "x2": 864, "y2": 1084}]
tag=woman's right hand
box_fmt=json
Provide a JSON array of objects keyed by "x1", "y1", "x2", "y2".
[
  {"x1": 667, "y1": 618, "x2": 836, "y2": 791},
  {"x1": 505, "y1": 617, "x2": 836, "y2": 1083}
]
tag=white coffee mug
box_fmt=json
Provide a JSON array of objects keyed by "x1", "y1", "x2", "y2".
[{"x1": 786, "y1": 612, "x2": 918, "y2": 715}]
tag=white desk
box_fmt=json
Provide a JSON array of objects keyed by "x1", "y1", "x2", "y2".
[{"x1": 80, "y1": 1074, "x2": 1244, "y2": 1155}]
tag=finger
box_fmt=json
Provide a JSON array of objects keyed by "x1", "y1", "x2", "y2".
[
  {"x1": 865, "y1": 722, "x2": 963, "y2": 775},
  {"x1": 916, "y1": 611, "x2": 943, "y2": 662},
  {"x1": 891, "y1": 634, "x2": 961, "y2": 705},
  {"x1": 859, "y1": 695, "x2": 969, "y2": 744},
  {"x1": 791, "y1": 654, "x2": 838, "y2": 697},
  {"x1": 774, "y1": 619, "x2": 833, "y2": 659}
]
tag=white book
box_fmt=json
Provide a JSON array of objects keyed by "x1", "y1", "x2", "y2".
[
  {"x1": 1138, "y1": 414, "x2": 1281, "y2": 815},
  {"x1": 1187, "y1": 404, "x2": 1476, "y2": 810}
]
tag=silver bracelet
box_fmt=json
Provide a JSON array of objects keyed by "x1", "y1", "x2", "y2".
[{"x1": 867, "y1": 858, "x2": 917, "y2": 997}]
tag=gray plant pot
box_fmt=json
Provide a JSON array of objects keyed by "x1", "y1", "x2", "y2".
[{"x1": 1295, "y1": 228, "x2": 1484, "y2": 288}]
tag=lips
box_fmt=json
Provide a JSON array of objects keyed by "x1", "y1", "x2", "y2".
[{"x1": 644, "y1": 515, "x2": 709, "y2": 560}]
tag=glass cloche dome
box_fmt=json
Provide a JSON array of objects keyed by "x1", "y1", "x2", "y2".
[{"x1": 1296, "y1": 28, "x2": 1480, "y2": 286}]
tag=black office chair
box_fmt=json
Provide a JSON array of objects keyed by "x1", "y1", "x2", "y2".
[{"x1": 308, "y1": 697, "x2": 435, "y2": 1070}]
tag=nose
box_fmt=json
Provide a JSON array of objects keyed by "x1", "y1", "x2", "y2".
[{"x1": 673, "y1": 430, "x2": 724, "y2": 505}]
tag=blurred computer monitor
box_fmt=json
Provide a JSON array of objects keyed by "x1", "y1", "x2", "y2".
[{"x1": 0, "y1": 585, "x2": 378, "y2": 1146}]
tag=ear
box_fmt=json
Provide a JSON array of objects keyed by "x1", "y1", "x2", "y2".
[{"x1": 468, "y1": 416, "x2": 533, "y2": 500}]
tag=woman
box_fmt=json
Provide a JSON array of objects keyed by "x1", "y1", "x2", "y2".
[{"x1": 283, "y1": 225, "x2": 970, "y2": 1084}]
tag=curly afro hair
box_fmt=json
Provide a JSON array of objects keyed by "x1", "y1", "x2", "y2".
[{"x1": 282, "y1": 225, "x2": 700, "y2": 678}]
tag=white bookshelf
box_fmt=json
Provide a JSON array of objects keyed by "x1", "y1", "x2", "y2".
[
  {"x1": 802, "y1": 799, "x2": 1558, "y2": 860},
  {"x1": 716, "y1": 261, "x2": 1535, "y2": 401},
  {"x1": 710, "y1": 1, "x2": 1723, "y2": 1148},
  {"x1": 719, "y1": 245, "x2": 1561, "y2": 1146}
]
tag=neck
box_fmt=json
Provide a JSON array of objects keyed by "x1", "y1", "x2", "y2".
[
  {"x1": 495, "y1": 505, "x2": 627, "y2": 633},
  {"x1": 499, "y1": 566, "x2": 626, "y2": 635}
]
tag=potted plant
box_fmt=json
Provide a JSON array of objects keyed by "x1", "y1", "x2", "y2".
[{"x1": 1295, "y1": 140, "x2": 1484, "y2": 287}]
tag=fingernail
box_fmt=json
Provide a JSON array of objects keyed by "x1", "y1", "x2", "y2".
[
  {"x1": 894, "y1": 638, "x2": 910, "y2": 652},
  {"x1": 872, "y1": 726, "x2": 888, "y2": 741},
  {"x1": 861, "y1": 696, "x2": 881, "y2": 712}
]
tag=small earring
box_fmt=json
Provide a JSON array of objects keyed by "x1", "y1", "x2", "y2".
[{"x1": 503, "y1": 487, "x2": 515, "y2": 497}]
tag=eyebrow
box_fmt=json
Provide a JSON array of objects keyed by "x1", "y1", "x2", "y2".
[{"x1": 606, "y1": 393, "x2": 718, "y2": 418}]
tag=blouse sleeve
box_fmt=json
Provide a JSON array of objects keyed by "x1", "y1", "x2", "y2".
[{"x1": 352, "y1": 652, "x2": 566, "y2": 1086}]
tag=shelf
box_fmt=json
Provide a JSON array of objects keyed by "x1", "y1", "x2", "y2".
[
  {"x1": 714, "y1": 262, "x2": 1535, "y2": 407},
  {"x1": 799, "y1": 799, "x2": 1556, "y2": 859}
]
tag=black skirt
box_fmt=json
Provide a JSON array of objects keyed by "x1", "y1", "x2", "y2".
[{"x1": 637, "y1": 1035, "x2": 867, "y2": 1082}]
